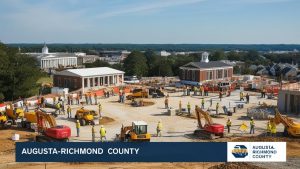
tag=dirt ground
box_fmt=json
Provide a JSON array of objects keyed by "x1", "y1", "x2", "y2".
[{"x1": 1, "y1": 89, "x2": 300, "y2": 169}]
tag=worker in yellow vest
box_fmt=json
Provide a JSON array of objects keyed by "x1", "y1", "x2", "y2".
[
  {"x1": 250, "y1": 117, "x2": 255, "y2": 134},
  {"x1": 201, "y1": 98, "x2": 205, "y2": 109},
  {"x1": 157, "y1": 120, "x2": 163, "y2": 137},
  {"x1": 98, "y1": 103, "x2": 102, "y2": 119},
  {"x1": 271, "y1": 123, "x2": 277, "y2": 137},
  {"x1": 226, "y1": 118, "x2": 232, "y2": 133},
  {"x1": 92, "y1": 125, "x2": 96, "y2": 142},
  {"x1": 76, "y1": 120, "x2": 80, "y2": 137},
  {"x1": 67, "y1": 105, "x2": 71, "y2": 118},
  {"x1": 100, "y1": 125, "x2": 106, "y2": 142},
  {"x1": 266, "y1": 121, "x2": 271, "y2": 136},
  {"x1": 187, "y1": 102, "x2": 191, "y2": 115},
  {"x1": 216, "y1": 102, "x2": 220, "y2": 115}
]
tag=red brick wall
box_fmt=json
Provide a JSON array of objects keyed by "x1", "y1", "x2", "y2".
[{"x1": 53, "y1": 75, "x2": 82, "y2": 91}]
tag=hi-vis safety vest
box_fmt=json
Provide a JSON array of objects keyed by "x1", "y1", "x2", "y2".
[
  {"x1": 267, "y1": 123, "x2": 271, "y2": 132},
  {"x1": 157, "y1": 122, "x2": 163, "y2": 131},
  {"x1": 250, "y1": 120, "x2": 255, "y2": 126},
  {"x1": 67, "y1": 107, "x2": 71, "y2": 112},
  {"x1": 187, "y1": 104, "x2": 191, "y2": 109},
  {"x1": 202, "y1": 99, "x2": 204, "y2": 104},
  {"x1": 100, "y1": 127, "x2": 106, "y2": 136},
  {"x1": 271, "y1": 124, "x2": 276, "y2": 134},
  {"x1": 76, "y1": 122, "x2": 80, "y2": 128},
  {"x1": 227, "y1": 121, "x2": 232, "y2": 126}
]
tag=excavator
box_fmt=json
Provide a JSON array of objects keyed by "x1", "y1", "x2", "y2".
[
  {"x1": 270, "y1": 108, "x2": 300, "y2": 137},
  {"x1": 35, "y1": 109, "x2": 71, "y2": 142},
  {"x1": 126, "y1": 89, "x2": 149, "y2": 100},
  {"x1": 117, "y1": 121, "x2": 151, "y2": 142},
  {"x1": 75, "y1": 107, "x2": 97, "y2": 126},
  {"x1": 0, "y1": 111, "x2": 9, "y2": 128},
  {"x1": 194, "y1": 106, "x2": 224, "y2": 139},
  {"x1": 5, "y1": 103, "x2": 24, "y2": 123}
]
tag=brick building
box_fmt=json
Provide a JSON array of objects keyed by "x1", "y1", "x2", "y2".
[
  {"x1": 54, "y1": 67, "x2": 124, "y2": 93},
  {"x1": 179, "y1": 52, "x2": 233, "y2": 85}
]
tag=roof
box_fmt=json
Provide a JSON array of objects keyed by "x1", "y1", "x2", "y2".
[
  {"x1": 55, "y1": 67, "x2": 124, "y2": 77},
  {"x1": 181, "y1": 61, "x2": 232, "y2": 69},
  {"x1": 132, "y1": 121, "x2": 147, "y2": 126}
]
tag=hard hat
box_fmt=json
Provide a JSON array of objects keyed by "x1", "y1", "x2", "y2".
[
  {"x1": 251, "y1": 117, "x2": 254, "y2": 119},
  {"x1": 159, "y1": 119, "x2": 162, "y2": 123},
  {"x1": 77, "y1": 120, "x2": 79, "y2": 122},
  {"x1": 101, "y1": 125, "x2": 103, "y2": 127}
]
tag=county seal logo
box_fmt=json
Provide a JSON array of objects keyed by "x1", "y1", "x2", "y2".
[{"x1": 232, "y1": 145, "x2": 248, "y2": 158}]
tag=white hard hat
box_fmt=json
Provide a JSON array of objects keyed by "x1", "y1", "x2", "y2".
[
  {"x1": 101, "y1": 125, "x2": 103, "y2": 127},
  {"x1": 77, "y1": 120, "x2": 79, "y2": 122}
]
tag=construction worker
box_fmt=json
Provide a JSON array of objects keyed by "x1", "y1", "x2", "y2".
[
  {"x1": 84, "y1": 93, "x2": 88, "y2": 105},
  {"x1": 94, "y1": 93, "x2": 97, "y2": 105},
  {"x1": 187, "y1": 102, "x2": 191, "y2": 115},
  {"x1": 210, "y1": 98, "x2": 213, "y2": 107},
  {"x1": 271, "y1": 123, "x2": 277, "y2": 137},
  {"x1": 179, "y1": 100, "x2": 182, "y2": 113},
  {"x1": 76, "y1": 120, "x2": 80, "y2": 137},
  {"x1": 165, "y1": 97, "x2": 169, "y2": 109},
  {"x1": 246, "y1": 93, "x2": 250, "y2": 104},
  {"x1": 200, "y1": 85, "x2": 203, "y2": 96},
  {"x1": 92, "y1": 125, "x2": 96, "y2": 142},
  {"x1": 219, "y1": 91, "x2": 222, "y2": 101},
  {"x1": 98, "y1": 103, "x2": 102, "y2": 119},
  {"x1": 100, "y1": 125, "x2": 106, "y2": 142},
  {"x1": 226, "y1": 118, "x2": 232, "y2": 133},
  {"x1": 89, "y1": 93, "x2": 92, "y2": 105},
  {"x1": 56, "y1": 102, "x2": 61, "y2": 114},
  {"x1": 216, "y1": 102, "x2": 219, "y2": 115},
  {"x1": 250, "y1": 117, "x2": 255, "y2": 134},
  {"x1": 67, "y1": 105, "x2": 71, "y2": 118},
  {"x1": 76, "y1": 92, "x2": 80, "y2": 105},
  {"x1": 201, "y1": 98, "x2": 205, "y2": 109},
  {"x1": 240, "y1": 92, "x2": 244, "y2": 101},
  {"x1": 266, "y1": 121, "x2": 271, "y2": 136},
  {"x1": 157, "y1": 120, "x2": 163, "y2": 137}
]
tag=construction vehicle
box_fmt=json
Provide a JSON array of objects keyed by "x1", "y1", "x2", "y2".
[
  {"x1": 0, "y1": 111, "x2": 10, "y2": 127},
  {"x1": 126, "y1": 89, "x2": 148, "y2": 100},
  {"x1": 149, "y1": 88, "x2": 165, "y2": 98},
  {"x1": 75, "y1": 107, "x2": 96, "y2": 126},
  {"x1": 21, "y1": 111, "x2": 37, "y2": 129},
  {"x1": 118, "y1": 121, "x2": 151, "y2": 142},
  {"x1": 270, "y1": 108, "x2": 300, "y2": 137},
  {"x1": 194, "y1": 106, "x2": 224, "y2": 139},
  {"x1": 5, "y1": 103, "x2": 24, "y2": 124},
  {"x1": 35, "y1": 109, "x2": 71, "y2": 142}
]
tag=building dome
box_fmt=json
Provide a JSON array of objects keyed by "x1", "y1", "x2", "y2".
[
  {"x1": 201, "y1": 52, "x2": 209, "y2": 63},
  {"x1": 42, "y1": 43, "x2": 49, "y2": 54}
]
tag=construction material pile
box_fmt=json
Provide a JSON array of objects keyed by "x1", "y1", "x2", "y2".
[
  {"x1": 209, "y1": 162, "x2": 266, "y2": 169},
  {"x1": 247, "y1": 107, "x2": 275, "y2": 120}
]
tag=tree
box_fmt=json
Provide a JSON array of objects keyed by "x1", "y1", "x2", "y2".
[
  {"x1": 0, "y1": 43, "x2": 43, "y2": 101},
  {"x1": 227, "y1": 51, "x2": 240, "y2": 61},
  {"x1": 123, "y1": 51, "x2": 148, "y2": 77},
  {"x1": 144, "y1": 50, "x2": 161, "y2": 76},
  {"x1": 210, "y1": 50, "x2": 225, "y2": 61},
  {"x1": 84, "y1": 60, "x2": 110, "y2": 68}
]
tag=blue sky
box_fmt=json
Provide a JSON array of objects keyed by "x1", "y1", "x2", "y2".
[{"x1": 0, "y1": 0, "x2": 299, "y2": 44}]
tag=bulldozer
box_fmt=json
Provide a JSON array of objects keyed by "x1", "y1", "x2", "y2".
[
  {"x1": 35, "y1": 109, "x2": 71, "y2": 142},
  {"x1": 21, "y1": 111, "x2": 37, "y2": 129},
  {"x1": 75, "y1": 108, "x2": 96, "y2": 126},
  {"x1": 270, "y1": 108, "x2": 300, "y2": 137},
  {"x1": 194, "y1": 106, "x2": 224, "y2": 139},
  {"x1": 118, "y1": 121, "x2": 151, "y2": 142},
  {"x1": 0, "y1": 111, "x2": 9, "y2": 127},
  {"x1": 126, "y1": 89, "x2": 149, "y2": 100}
]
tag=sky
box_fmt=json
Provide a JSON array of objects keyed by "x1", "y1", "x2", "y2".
[{"x1": 0, "y1": 0, "x2": 299, "y2": 44}]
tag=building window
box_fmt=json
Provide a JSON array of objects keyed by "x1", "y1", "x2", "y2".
[
  {"x1": 192, "y1": 70, "x2": 195, "y2": 81},
  {"x1": 224, "y1": 69, "x2": 228, "y2": 78},
  {"x1": 217, "y1": 69, "x2": 223, "y2": 79},
  {"x1": 74, "y1": 79, "x2": 77, "y2": 88},
  {"x1": 207, "y1": 71, "x2": 213, "y2": 80}
]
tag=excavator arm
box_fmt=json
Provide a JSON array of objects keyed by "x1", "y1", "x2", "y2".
[
  {"x1": 36, "y1": 109, "x2": 57, "y2": 132},
  {"x1": 195, "y1": 106, "x2": 213, "y2": 128}
]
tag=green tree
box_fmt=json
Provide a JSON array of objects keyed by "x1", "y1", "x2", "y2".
[
  {"x1": 123, "y1": 51, "x2": 148, "y2": 77},
  {"x1": 85, "y1": 60, "x2": 110, "y2": 68},
  {"x1": 210, "y1": 50, "x2": 225, "y2": 61},
  {"x1": 0, "y1": 43, "x2": 43, "y2": 101},
  {"x1": 227, "y1": 51, "x2": 240, "y2": 61}
]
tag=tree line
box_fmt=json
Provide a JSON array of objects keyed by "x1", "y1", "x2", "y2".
[{"x1": 0, "y1": 43, "x2": 44, "y2": 102}]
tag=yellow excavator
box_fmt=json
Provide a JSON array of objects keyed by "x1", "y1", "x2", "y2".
[
  {"x1": 118, "y1": 121, "x2": 151, "y2": 142},
  {"x1": 270, "y1": 108, "x2": 300, "y2": 137},
  {"x1": 5, "y1": 103, "x2": 24, "y2": 123},
  {"x1": 0, "y1": 111, "x2": 8, "y2": 127}
]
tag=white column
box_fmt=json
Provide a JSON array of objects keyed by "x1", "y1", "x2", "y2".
[
  {"x1": 98, "y1": 77, "x2": 100, "y2": 86},
  {"x1": 112, "y1": 75, "x2": 115, "y2": 85},
  {"x1": 92, "y1": 77, "x2": 95, "y2": 87},
  {"x1": 87, "y1": 77, "x2": 90, "y2": 88},
  {"x1": 82, "y1": 78, "x2": 85, "y2": 94}
]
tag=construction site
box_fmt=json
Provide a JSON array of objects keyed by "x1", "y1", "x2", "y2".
[{"x1": 0, "y1": 75, "x2": 300, "y2": 169}]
